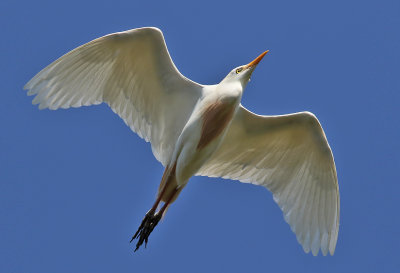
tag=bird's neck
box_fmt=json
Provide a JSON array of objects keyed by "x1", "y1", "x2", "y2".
[{"x1": 211, "y1": 81, "x2": 243, "y2": 99}]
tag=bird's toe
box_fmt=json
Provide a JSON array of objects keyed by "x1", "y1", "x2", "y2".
[{"x1": 131, "y1": 210, "x2": 161, "y2": 251}]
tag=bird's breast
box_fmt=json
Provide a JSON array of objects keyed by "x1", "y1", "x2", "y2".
[
  {"x1": 196, "y1": 98, "x2": 237, "y2": 150},
  {"x1": 172, "y1": 91, "x2": 240, "y2": 184}
]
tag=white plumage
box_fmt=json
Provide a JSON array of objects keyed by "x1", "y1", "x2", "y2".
[{"x1": 24, "y1": 27, "x2": 339, "y2": 255}]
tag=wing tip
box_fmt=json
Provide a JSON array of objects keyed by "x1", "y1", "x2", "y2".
[
  {"x1": 24, "y1": 78, "x2": 36, "y2": 93},
  {"x1": 302, "y1": 244, "x2": 335, "y2": 257},
  {"x1": 121, "y1": 26, "x2": 163, "y2": 38}
]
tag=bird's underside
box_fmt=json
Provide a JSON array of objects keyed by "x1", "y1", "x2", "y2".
[{"x1": 24, "y1": 27, "x2": 340, "y2": 256}]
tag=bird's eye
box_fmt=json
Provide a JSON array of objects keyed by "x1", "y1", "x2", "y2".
[{"x1": 235, "y1": 68, "x2": 243, "y2": 74}]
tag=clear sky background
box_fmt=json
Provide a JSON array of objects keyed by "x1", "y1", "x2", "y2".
[{"x1": 1, "y1": 0, "x2": 399, "y2": 272}]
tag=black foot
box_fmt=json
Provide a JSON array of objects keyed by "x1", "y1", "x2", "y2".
[{"x1": 130, "y1": 210, "x2": 161, "y2": 252}]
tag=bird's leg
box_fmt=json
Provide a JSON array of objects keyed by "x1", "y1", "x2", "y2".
[
  {"x1": 130, "y1": 169, "x2": 171, "y2": 251},
  {"x1": 130, "y1": 187, "x2": 179, "y2": 252},
  {"x1": 130, "y1": 190, "x2": 164, "y2": 251},
  {"x1": 158, "y1": 187, "x2": 181, "y2": 218}
]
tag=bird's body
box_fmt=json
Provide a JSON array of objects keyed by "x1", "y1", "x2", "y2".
[
  {"x1": 24, "y1": 27, "x2": 339, "y2": 256},
  {"x1": 156, "y1": 95, "x2": 237, "y2": 204},
  {"x1": 171, "y1": 83, "x2": 241, "y2": 189}
]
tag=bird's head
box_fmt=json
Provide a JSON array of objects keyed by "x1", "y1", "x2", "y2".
[{"x1": 222, "y1": 50, "x2": 269, "y2": 88}]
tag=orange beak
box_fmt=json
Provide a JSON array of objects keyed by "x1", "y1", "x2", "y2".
[{"x1": 245, "y1": 50, "x2": 269, "y2": 68}]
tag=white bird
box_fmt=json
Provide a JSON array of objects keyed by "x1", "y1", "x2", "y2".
[{"x1": 24, "y1": 27, "x2": 339, "y2": 255}]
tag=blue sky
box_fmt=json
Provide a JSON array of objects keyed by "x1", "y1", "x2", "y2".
[{"x1": 1, "y1": 0, "x2": 399, "y2": 272}]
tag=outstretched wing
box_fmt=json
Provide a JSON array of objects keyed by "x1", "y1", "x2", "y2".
[
  {"x1": 197, "y1": 105, "x2": 339, "y2": 256},
  {"x1": 24, "y1": 27, "x2": 203, "y2": 166}
]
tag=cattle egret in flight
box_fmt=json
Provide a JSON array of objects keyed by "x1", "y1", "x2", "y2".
[{"x1": 24, "y1": 27, "x2": 339, "y2": 256}]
